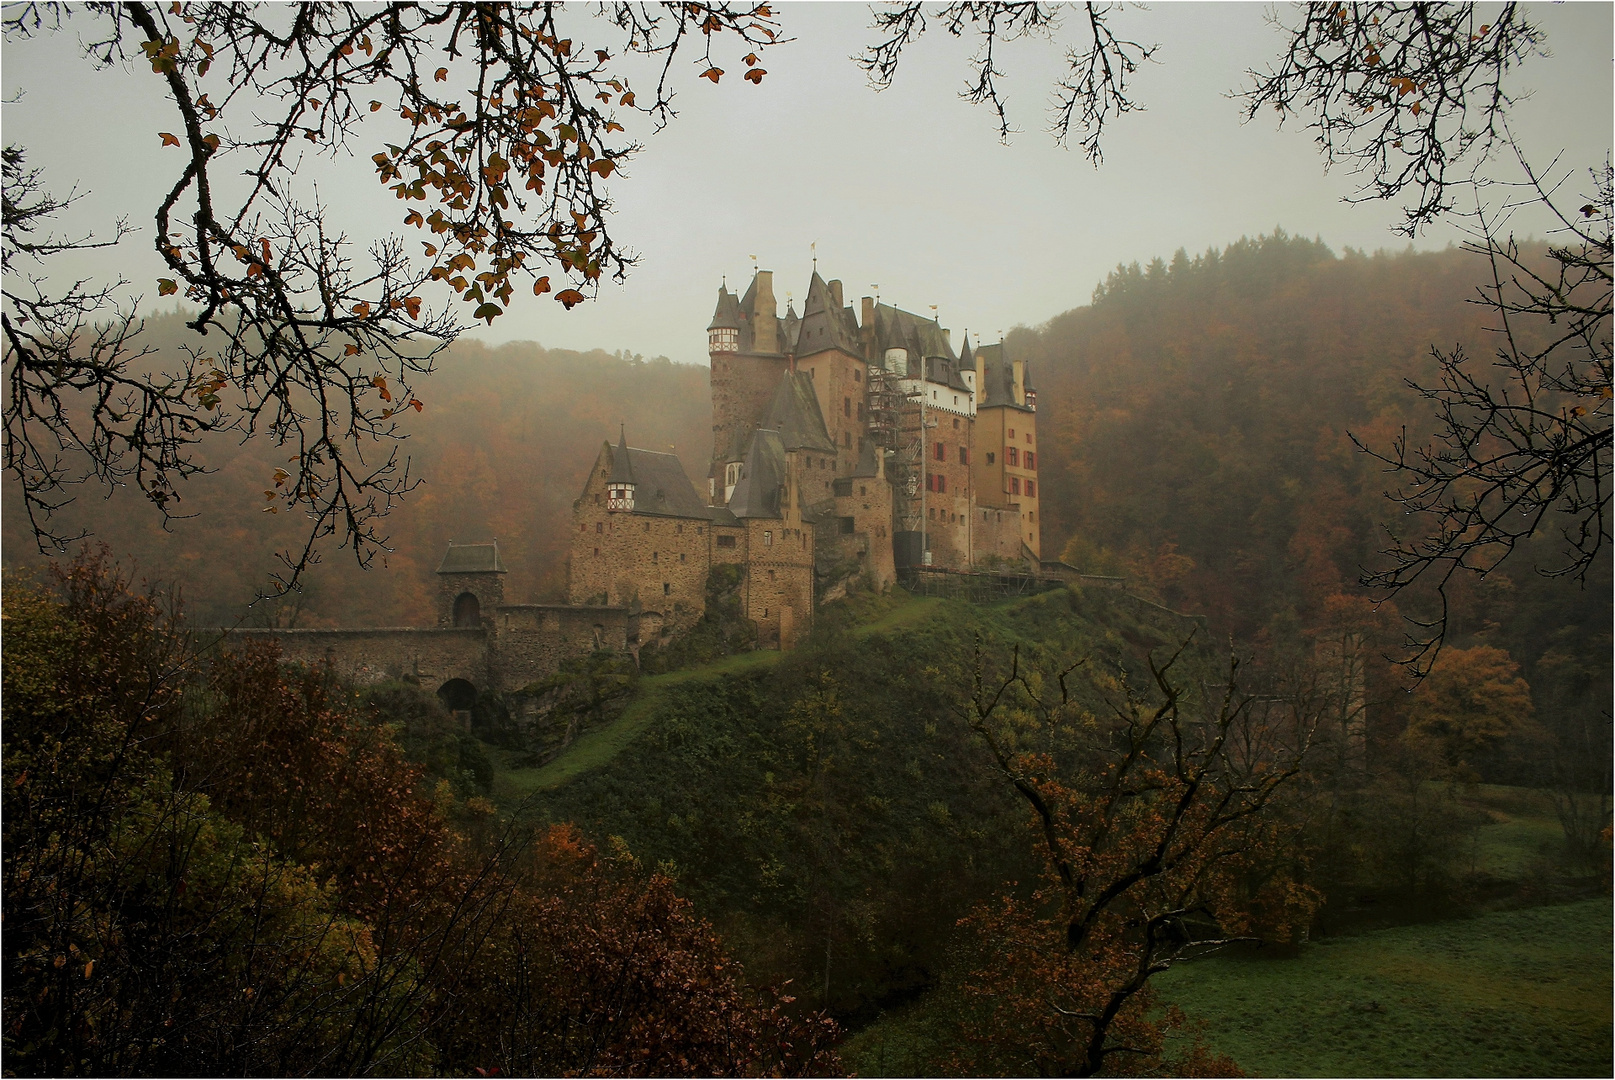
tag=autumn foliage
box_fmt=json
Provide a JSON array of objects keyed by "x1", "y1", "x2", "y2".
[
  {"x1": 936, "y1": 641, "x2": 1318, "y2": 1076},
  {"x1": 1, "y1": 551, "x2": 836, "y2": 1076}
]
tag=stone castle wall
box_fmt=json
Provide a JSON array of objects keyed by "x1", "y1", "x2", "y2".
[{"x1": 232, "y1": 626, "x2": 491, "y2": 690}]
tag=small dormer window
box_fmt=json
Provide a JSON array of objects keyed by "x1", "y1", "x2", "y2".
[
  {"x1": 607, "y1": 484, "x2": 636, "y2": 511},
  {"x1": 709, "y1": 327, "x2": 738, "y2": 352}
]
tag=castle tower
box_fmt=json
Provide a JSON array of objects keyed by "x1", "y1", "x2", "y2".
[
  {"x1": 436, "y1": 540, "x2": 507, "y2": 629},
  {"x1": 708, "y1": 271, "x2": 786, "y2": 504}
]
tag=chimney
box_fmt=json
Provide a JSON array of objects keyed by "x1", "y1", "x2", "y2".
[
  {"x1": 829, "y1": 279, "x2": 843, "y2": 310},
  {"x1": 751, "y1": 270, "x2": 779, "y2": 354}
]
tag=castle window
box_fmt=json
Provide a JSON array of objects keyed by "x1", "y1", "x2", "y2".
[
  {"x1": 676, "y1": 524, "x2": 683, "y2": 534},
  {"x1": 839, "y1": 516, "x2": 855, "y2": 535},
  {"x1": 857, "y1": 402, "x2": 864, "y2": 420},
  {"x1": 1008, "y1": 428, "x2": 1015, "y2": 438},
  {"x1": 1026, "y1": 431, "x2": 1033, "y2": 443},
  {"x1": 853, "y1": 368, "x2": 861, "y2": 382},
  {"x1": 764, "y1": 530, "x2": 773, "y2": 547},
  {"x1": 844, "y1": 397, "x2": 851, "y2": 417},
  {"x1": 1026, "y1": 481, "x2": 1036, "y2": 498},
  {"x1": 452, "y1": 592, "x2": 480, "y2": 628},
  {"x1": 986, "y1": 452, "x2": 995, "y2": 465},
  {"x1": 768, "y1": 569, "x2": 776, "y2": 581},
  {"x1": 717, "y1": 534, "x2": 737, "y2": 549},
  {"x1": 596, "y1": 521, "x2": 603, "y2": 533},
  {"x1": 859, "y1": 485, "x2": 866, "y2": 496},
  {"x1": 709, "y1": 327, "x2": 738, "y2": 352},
  {"x1": 934, "y1": 441, "x2": 945, "y2": 461},
  {"x1": 1010, "y1": 477, "x2": 1021, "y2": 495},
  {"x1": 680, "y1": 552, "x2": 686, "y2": 563},
  {"x1": 644, "y1": 522, "x2": 650, "y2": 532},
  {"x1": 653, "y1": 551, "x2": 659, "y2": 562},
  {"x1": 953, "y1": 417, "x2": 959, "y2": 428},
  {"x1": 959, "y1": 446, "x2": 969, "y2": 465},
  {"x1": 844, "y1": 431, "x2": 851, "y2": 447},
  {"x1": 1007, "y1": 446, "x2": 1019, "y2": 467},
  {"x1": 1026, "y1": 451, "x2": 1036, "y2": 470},
  {"x1": 936, "y1": 473, "x2": 946, "y2": 493},
  {"x1": 664, "y1": 582, "x2": 671, "y2": 595},
  {"x1": 953, "y1": 396, "x2": 958, "y2": 407}
]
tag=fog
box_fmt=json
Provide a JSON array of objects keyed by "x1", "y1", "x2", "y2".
[{"x1": 4, "y1": 2, "x2": 1610, "y2": 364}]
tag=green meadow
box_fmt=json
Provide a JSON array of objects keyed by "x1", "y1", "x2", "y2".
[{"x1": 1155, "y1": 899, "x2": 1613, "y2": 1078}]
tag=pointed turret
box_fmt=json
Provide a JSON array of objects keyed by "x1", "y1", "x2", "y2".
[
  {"x1": 606, "y1": 427, "x2": 636, "y2": 511},
  {"x1": 708, "y1": 285, "x2": 741, "y2": 354}
]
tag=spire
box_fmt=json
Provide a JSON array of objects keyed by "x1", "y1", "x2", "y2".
[
  {"x1": 707, "y1": 284, "x2": 741, "y2": 331},
  {"x1": 609, "y1": 427, "x2": 635, "y2": 485},
  {"x1": 960, "y1": 331, "x2": 974, "y2": 368}
]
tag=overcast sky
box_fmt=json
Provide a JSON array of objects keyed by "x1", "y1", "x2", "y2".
[{"x1": 4, "y1": 2, "x2": 1611, "y2": 366}]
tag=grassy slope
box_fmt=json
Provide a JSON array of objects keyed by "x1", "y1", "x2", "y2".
[
  {"x1": 491, "y1": 592, "x2": 947, "y2": 804},
  {"x1": 1154, "y1": 898, "x2": 1613, "y2": 1078}
]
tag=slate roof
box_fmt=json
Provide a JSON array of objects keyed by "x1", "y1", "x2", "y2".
[
  {"x1": 437, "y1": 541, "x2": 507, "y2": 574},
  {"x1": 870, "y1": 302, "x2": 956, "y2": 372},
  {"x1": 725, "y1": 429, "x2": 787, "y2": 520},
  {"x1": 707, "y1": 286, "x2": 742, "y2": 331},
  {"x1": 725, "y1": 429, "x2": 817, "y2": 523},
  {"x1": 612, "y1": 443, "x2": 712, "y2": 519},
  {"x1": 609, "y1": 428, "x2": 635, "y2": 484},
  {"x1": 975, "y1": 342, "x2": 1033, "y2": 410},
  {"x1": 794, "y1": 271, "x2": 862, "y2": 359},
  {"x1": 762, "y1": 371, "x2": 836, "y2": 454}
]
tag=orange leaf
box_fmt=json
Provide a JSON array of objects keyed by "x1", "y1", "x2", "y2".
[
  {"x1": 743, "y1": 67, "x2": 765, "y2": 84},
  {"x1": 345, "y1": 343, "x2": 361, "y2": 356},
  {"x1": 556, "y1": 288, "x2": 586, "y2": 309},
  {"x1": 352, "y1": 301, "x2": 371, "y2": 318},
  {"x1": 158, "y1": 278, "x2": 179, "y2": 296},
  {"x1": 700, "y1": 67, "x2": 723, "y2": 83},
  {"x1": 533, "y1": 276, "x2": 551, "y2": 296},
  {"x1": 435, "y1": 67, "x2": 449, "y2": 82},
  {"x1": 409, "y1": 398, "x2": 424, "y2": 412},
  {"x1": 159, "y1": 132, "x2": 180, "y2": 147}
]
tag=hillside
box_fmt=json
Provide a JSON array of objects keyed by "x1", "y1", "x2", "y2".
[
  {"x1": 2, "y1": 321, "x2": 714, "y2": 627},
  {"x1": 502, "y1": 584, "x2": 1216, "y2": 1024}
]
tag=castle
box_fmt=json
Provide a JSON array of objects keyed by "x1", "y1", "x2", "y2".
[
  {"x1": 562, "y1": 268, "x2": 1041, "y2": 651},
  {"x1": 241, "y1": 269, "x2": 1042, "y2": 697}
]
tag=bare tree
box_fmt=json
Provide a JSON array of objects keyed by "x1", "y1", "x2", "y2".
[
  {"x1": 3, "y1": 1, "x2": 780, "y2": 592},
  {"x1": 1355, "y1": 151, "x2": 1610, "y2": 671},
  {"x1": 857, "y1": 2, "x2": 1157, "y2": 161}
]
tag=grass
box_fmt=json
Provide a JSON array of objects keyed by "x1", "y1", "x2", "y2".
[
  {"x1": 1461, "y1": 783, "x2": 1569, "y2": 879},
  {"x1": 491, "y1": 593, "x2": 951, "y2": 803},
  {"x1": 1154, "y1": 898, "x2": 1613, "y2": 1078}
]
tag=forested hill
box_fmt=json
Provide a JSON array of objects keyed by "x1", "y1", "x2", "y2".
[
  {"x1": 2, "y1": 330, "x2": 715, "y2": 627},
  {"x1": 1016, "y1": 231, "x2": 1609, "y2": 778}
]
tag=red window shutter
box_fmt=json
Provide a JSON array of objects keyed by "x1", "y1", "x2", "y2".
[{"x1": 1010, "y1": 477, "x2": 1021, "y2": 495}]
